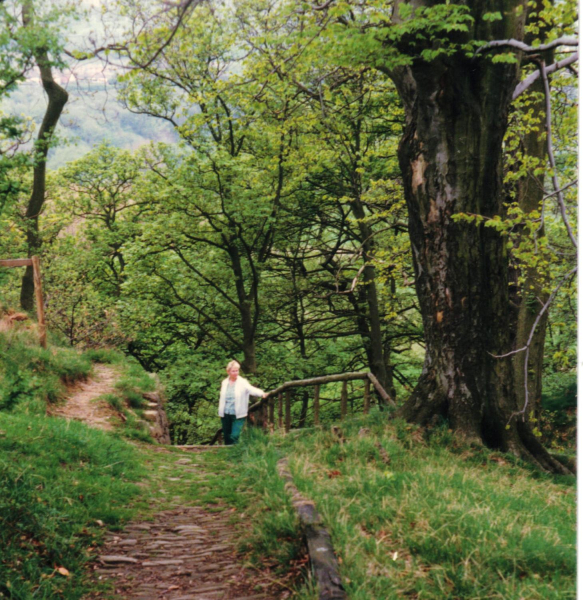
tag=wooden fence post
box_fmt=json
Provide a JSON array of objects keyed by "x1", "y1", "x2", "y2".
[
  {"x1": 313, "y1": 384, "x2": 320, "y2": 426},
  {"x1": 278, "y1": 393, "x2": 283, "y2": 429},
  {"x1": 363, "y1": 379, "x2": 370, "y2": 415},
  {"x1": 268, "y1": 396, "x2": 275, "y2": 426},
  {"x1": 285, "y1": 389, "x2": 292, "y2": 432},
  {"x1": 31, "y1": 256, "x2": 46, "y2": 349},
  {"x1": 0, "y1": 257, "x2": 46, "y2": 348},
  {"x1": 340, "y1": 381, "x2": 347, "y2": 420}
]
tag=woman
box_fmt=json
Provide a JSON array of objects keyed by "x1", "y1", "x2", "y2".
[{"x1": 218, "y1": 360, "x2": 267, "y2": 445}]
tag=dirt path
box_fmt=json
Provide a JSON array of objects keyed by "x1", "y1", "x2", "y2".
[
  {"x1": 87, "y1": 452, "x2": 290, "y2": 600},
  {"x1": 54, "y1": 369, "x2": 294, "y2": 599},
  {"x1": 90, "y1": 468, "x2": 282, "y2": 599},
  {"x1": 51, "y1": 363, "x2": 119, "y2": 431}
]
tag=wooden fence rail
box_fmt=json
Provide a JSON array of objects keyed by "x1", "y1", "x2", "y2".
[{"x1": 247, "y1": 371, "x2": 395, "y2": 434}]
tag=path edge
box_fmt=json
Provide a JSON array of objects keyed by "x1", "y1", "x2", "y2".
[{"x1": 276, "y1": 457, "x2": 346, "y2": 600}]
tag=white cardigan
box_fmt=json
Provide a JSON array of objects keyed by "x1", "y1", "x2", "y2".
[{"x1": 218, "y1": 376, "x2": 264, "y2": 419}]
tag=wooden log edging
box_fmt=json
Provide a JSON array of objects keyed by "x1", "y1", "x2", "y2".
[{"x1": 277, "y1": 457, "x2": 346, "y2": 600}]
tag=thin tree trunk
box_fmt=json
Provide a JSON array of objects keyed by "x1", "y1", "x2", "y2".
[
  {"x1": 510, "y1": 11, "x2": 554, "y2": 425},
  {"x1": 228, "y1": 244, "x2": 258, "y2": 374},
  {"x1": 299, "y1": 389, "x2": 309, "y2": 428},
  {"x1": 20, "y1": 3, "x2": 68, "y2": 310}
]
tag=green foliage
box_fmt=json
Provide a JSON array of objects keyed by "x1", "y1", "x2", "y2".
[
  {"x1": 99, "y1": 392, "x2": 123, "y2": 412},
  {"x1": 0, "y1": 0, "x2": 577, "y2": 450},
  {"x1": 0, "y1": 413, "x2": 144, "y2": 599}
]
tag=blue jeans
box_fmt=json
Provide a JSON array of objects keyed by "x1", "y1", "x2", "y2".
[{"x1": 221, "y1": 414, "x2": 245, "y2": 445}]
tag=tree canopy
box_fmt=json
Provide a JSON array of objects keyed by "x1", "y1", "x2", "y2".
[{"x1": 0, "y1": 0, "x2": 576, "y2": 467}]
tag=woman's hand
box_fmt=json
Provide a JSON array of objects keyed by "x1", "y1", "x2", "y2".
[{"x1": 262, "y1": 392, "x2": 268, "y2": 399}]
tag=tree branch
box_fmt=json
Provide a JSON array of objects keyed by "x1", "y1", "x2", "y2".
[
  {"x1": 491, "y1": 266, "x2": 577, "y2": 420},
  {"x1": 538, "y1": 59, "x2": 578, "y2": 249},
  {"x1": 513, "y1": 52, "x2": 579, "y2": 100},
  {"x1": 478, "y1": 36, "x2": 578, "y2": 55}
]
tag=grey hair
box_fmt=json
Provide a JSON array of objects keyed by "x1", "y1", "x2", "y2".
[{"x1": 226, "y1": 360, "x2": 241, "y2": 373}]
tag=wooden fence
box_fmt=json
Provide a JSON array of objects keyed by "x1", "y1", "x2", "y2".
[
  {"x1": 0, "y1": 257, "x2": 46, "y2": 347},
  {"x1": 249, "y1": 371, "x2": 395, "y2": 433}
]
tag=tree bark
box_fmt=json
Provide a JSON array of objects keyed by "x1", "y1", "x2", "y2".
[
  {"x1": 384, "y1": 19, "x2": 570, "y2": 472},
  {"x1": 20, "y1": 3, "x2": 68, "y2": 310},
  {"x1": 349, "y1": 197, "x2": 392, "y2": 403}
]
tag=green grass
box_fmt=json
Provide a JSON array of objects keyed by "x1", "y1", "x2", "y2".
[
  {"x1": 179, "y1": 414, "x2": 576, "y2": 600},
  {"x1": 0, "y1": 330, "x2": 92, "y2": 413},
  {"x1": 98, "y1": 392, "x2": 123, "y2": 412},
  {"x1": 0, "y1": 413, "x2": 146, "y2": 599},
  {"x1": 82, "y1": 348, "x2": 125, "y2": 365}
]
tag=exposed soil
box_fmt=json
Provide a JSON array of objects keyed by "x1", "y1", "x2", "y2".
[{"x1": 51, "y1": 364, "x2": 119, "y2": 431}]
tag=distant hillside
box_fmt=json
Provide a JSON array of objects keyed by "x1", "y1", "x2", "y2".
[{"x1": 2, "y1": 78, "x2": 178, "y2": 169}]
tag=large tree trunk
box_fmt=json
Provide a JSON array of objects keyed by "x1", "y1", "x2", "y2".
[
  {"x1": 387, "y1": 47, "x2": 569, "y2": 473},
  {"x1": 20, "y1": 4, "x2": 68, "y2": 310}
]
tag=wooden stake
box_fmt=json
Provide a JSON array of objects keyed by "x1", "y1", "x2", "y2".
[
  {"x1": 268, "y1": 396, "x2": 275, "y2": 425},
  {"x1": 278, "y1": 392, "x2": 283, "y2": 429},
  {"x1": 340, "y1": 381, "x2": 347, "y2": 420},
  {"x1": 313, "y1": 384, "x2": 320, "y2": 426},
  {"x1": 363, "y1": 379, "x2": 370, "y2": 415},
  {"x1": 31, "y1": 256, "x2": 46, "y2": 348},
  {"x1": 285, "y1": 389, "x2": 291, "y2": 432},
  {"x1": 262, "y1": 401, "x2": 268, "y2": 429}
]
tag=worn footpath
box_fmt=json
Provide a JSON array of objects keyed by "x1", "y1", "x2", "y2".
[
  {"x1": 54, "y1": 365, "x2": 294, "y2": 599},
  {"x1": 87, "y1": 451, "x2": 285, "y2": 600}
]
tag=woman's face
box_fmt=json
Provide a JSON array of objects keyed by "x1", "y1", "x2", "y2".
[{"x1": 228, "y1": 365, "x2": 240, "y2": 381}]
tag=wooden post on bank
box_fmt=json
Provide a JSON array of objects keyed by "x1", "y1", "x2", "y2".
[
  {"x1": 285, "y1": 389, "x2": 292, "y2": 433},
  {"x1": 278, "y1": 392, "x2": 283, "y2": 429},
  {"x1": 0, "y1": 256, "x2": 46, "y2": 348},
  {"x1": 363, "y1": 379, "x2": 370, "y2": 415},
  {"x1": 31, "y1": 256, "x2": 46, "y2": 348},
  {"x1": 340, "y1": 380, "x2": 348, "y2": 420},
  {"x1": 313, "y1": 384, "x2": 320, "y2": 426}
]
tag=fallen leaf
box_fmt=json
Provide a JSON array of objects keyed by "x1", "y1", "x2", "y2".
[
  {"x1": 328, "y1": 470, "x2": 342, "y2": 479},
  {"x1": 56, "y1": 567, "x2": 70, "y2": 577}
]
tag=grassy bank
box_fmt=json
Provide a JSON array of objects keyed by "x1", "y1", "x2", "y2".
[
  {"x1": 0, "y1": 328, "x2": 150, "y2": 598},
  {"x1": 0, "y1": 414, "x2": 145, "y2": 599},
  {"x1": 185, "y1": 414, "x2": 576, "y2": 599}
]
